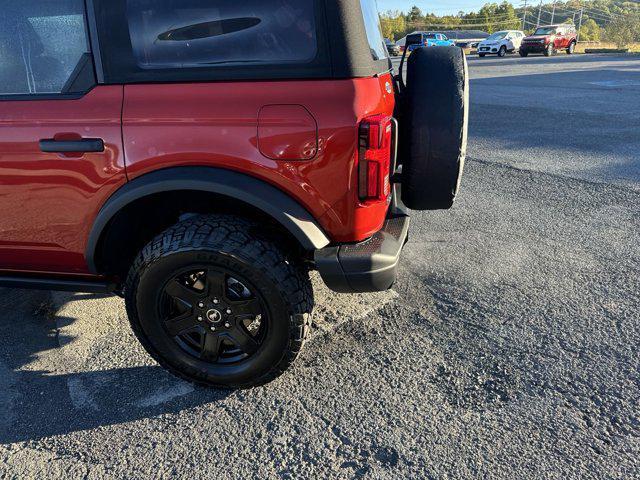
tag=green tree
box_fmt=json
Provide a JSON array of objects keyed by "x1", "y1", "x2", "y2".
[
  {"x1": 605, "y1": 13, "x2": 640, "y2": 48},
  {"x1": 407, "y1": 6, "x2": 423, "y2": 23},
  {"x1": 474, "y1": 2, "x2": 520, "y2": 33},
  {"x1": 579, "y1": 18, "x2": 601, "y2": 41},
  {"x1": 380, "y1": 11, "x2": 407, "y2": 40}
]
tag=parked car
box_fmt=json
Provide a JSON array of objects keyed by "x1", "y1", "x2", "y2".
[
  {"x1": 399, "y1": 30, "x2": 489, "y2": 50},
  {"x1": 477, "y1": 30, "x2": 525, "y2": 57},
  {"x1": 385, "y1": 38, "x2": 401, "y2": 56},
  {"x1": 0, "y1": 0, "x2": 468, "y2": 388},
  {"x1": 519, "y1": 24, "x2": 577, "y2": 57},
  {"x1": 406, "y1": 32, "x2": 456, "y2": 52}
]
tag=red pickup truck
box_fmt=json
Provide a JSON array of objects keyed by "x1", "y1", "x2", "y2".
[
  {"x1": 520, "y1": 24, "x2": 577, "y2": 57},
  {"x1": 0, "y1": 0, "x2": 468, "y2": 388}
]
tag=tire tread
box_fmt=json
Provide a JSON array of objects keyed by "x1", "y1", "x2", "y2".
[{"x1": 124, "y1": 215, "x2": 313, "y2": 388}]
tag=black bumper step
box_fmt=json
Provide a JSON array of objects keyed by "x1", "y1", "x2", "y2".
[{"x1": 315, "y1": 210, "x2": 410, "y2": 293}]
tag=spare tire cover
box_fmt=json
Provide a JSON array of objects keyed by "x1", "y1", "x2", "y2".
[{"x1": 398, "y1": 47, "x2": 469, "y2": 210}]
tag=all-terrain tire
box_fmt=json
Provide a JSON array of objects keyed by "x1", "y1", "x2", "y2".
[{"x1": 124, "y1": 215, "x2": 313, "y2": 388}]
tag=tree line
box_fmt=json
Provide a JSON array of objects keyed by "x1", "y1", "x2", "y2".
[{"x1": 380, "y1": 1, "x2": 640, "y2": 47}]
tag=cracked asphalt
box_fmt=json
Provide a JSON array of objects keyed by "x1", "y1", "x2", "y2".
[{"x1": 1, "y1": 54, "x2": 638, "y2": 479}]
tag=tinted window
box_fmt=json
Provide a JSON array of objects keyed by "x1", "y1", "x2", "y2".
[
  {"x1": 0, "y1": 0, "x2": 89, "y2": 95},
  {"x1": 359, "y1": 0, "x2": 388, "y2": 61},
  {"x1": 127, "y1": 0, "x2": 317, "y2": 69}
]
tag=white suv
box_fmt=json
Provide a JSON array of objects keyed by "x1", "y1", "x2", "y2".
[{"x1": 477, "y1": 30, "x2": 525, "y2": 57}]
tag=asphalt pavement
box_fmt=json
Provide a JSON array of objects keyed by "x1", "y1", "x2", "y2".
[{"x1": 1, "y1": 54, "x2": 638, "y2": 479}]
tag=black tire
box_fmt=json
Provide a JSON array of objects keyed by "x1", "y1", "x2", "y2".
[
  {"x1": 498, "y1": 46, "x2": 507, "y2": 57},
  {"x1": 519, "y1": 50, "x2": 528, "y2": 57},
  {"x1": 478, "y1": 53, "x2": 486, "y2": 57},
  {"x1": 398, "y1": 47, "x2": 468, "y2": 211},
  {"x1": 124, "y1": 215, "x2": 313, "y2": 388},
  {"x1": 544, "y1": 44, "x2": 554, "y2": 56},
  {"x1": 566, "y1": 41, "x2": 576, "y2": 54}
]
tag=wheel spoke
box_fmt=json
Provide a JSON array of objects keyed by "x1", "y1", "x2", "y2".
[
  {"x1": 228, "y1": 326, "x2": 259, "y2": 355},
  {"x1": 206, "y1": 270, "x2": 227, "y2": 301},
  {"x1": 230, "y1": 298, "x2": 262, "y2": 317},
  {"x1": 165, "y1": 279, "x2": 201, "y2": 305},
  {"x1": 200, "y1": 332, "x2": 223, "y2": 362},
  {"x1": 165, "y1": 312, "x2": 199, "y2": 337}
]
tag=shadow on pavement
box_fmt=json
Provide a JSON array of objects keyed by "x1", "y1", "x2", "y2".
[{"x1": 0, "y1": 288, "x2": 229, "y2": 444}]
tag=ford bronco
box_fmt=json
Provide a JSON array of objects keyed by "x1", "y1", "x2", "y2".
[
  {"x1": 0, "y1": 0, "x2": 468, "y2": 388},
  {"x1": 519, "y1": 24, "x2": 577, "y2": 57}
]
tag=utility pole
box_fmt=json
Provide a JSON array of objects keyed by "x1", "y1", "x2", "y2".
[
  {"x1": 551, "y1": 2, "x2": 556, "y2": 24},
  {"x1": 536, "y1": 1, "x2": 543, "y2": 28},
  {"x1": 522, "y1": 0, "x2": 528, "y2": 30},
  {"x1": 577, "y1": 7, "x2": 584, "y2": 41}
]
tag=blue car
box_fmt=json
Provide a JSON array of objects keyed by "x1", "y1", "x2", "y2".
[{"x1": 406, "y1": 32, "x2": 456, "y2": 52}]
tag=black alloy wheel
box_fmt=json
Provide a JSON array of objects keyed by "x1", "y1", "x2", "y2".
[
  {"x1": 125, "y1": 215, "x2": 313, "y2": 388},
  {"x1": 161, "y1": 268, "x2": 267, "y2": 365}
]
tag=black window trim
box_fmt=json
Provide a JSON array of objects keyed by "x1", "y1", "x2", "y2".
[{"x1": 0, "y1": 0, "x2": 99, "y2": 102}]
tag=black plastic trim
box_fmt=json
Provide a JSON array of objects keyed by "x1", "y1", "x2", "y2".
[
  {"x1": 86, "y1": 167, "x2": 331, "y2": 274},
  {"x1": 85, "y1": 0, "x2": 105, "y2": 83},
  {"x1": 0, "y1": 276, "x2": 115, "y2": 293},
  {"x1": 40, "y1": 138, "x2": 104, "y2": 153},
  {"x1": 315, "y1": 206, "x2": 410, "y2": 293},
  {"x1": 0, "y1": 92, "x2": 92, "y2": 102},
  {"x1": 324, "y1": 1, "x2": 392, "y2": 78}
]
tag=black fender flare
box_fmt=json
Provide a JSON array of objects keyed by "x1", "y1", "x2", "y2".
[{"x1": 85, "y1": 167, "x2": 330, "y2": 273}]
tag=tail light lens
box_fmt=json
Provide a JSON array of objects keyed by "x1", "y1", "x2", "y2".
[{"x1": 358, "y1": 115, "x2": 393, "y2": 203}]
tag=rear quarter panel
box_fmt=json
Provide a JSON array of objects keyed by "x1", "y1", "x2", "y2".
[{"x1": 122, "y1": 75, "x2": 395, "y2": 243}]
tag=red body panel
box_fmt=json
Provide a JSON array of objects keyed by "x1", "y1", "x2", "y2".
[
  {"x1": 0, "y1": 73, "x2": 394, "y2": 275},
  {"x1": 122, "y1": 74, "x2": 395, "y2": 243},
  {"x1": 0, "y1": 87, "x2": 126, "y2": 273},
  {"x1": 258, "y1": 105, "x2": 318, "y2": 161}
]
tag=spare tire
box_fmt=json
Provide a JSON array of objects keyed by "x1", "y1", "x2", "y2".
[{"x1": 398, "y1": 47, "x2": 469, "y2": 210}]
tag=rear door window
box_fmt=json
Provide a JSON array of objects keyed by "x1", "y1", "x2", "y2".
[
  {"x1": 126, "y1": 0, "x2": 318, "y2": 69},
  {"x1": 0, "y1": 0, "x2": 90, "y2": 95},
  {"x1": 359, "y1": 0, "x2": 388, "y2": 61}
]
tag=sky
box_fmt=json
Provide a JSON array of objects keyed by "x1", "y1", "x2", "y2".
[{"x1": 376, "y1": 1, "x2": 489, "y2": 16}]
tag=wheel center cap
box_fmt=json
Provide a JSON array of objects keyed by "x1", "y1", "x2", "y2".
[{"x1": 206, "y1": 309, "x2": 222, "y2": 324}]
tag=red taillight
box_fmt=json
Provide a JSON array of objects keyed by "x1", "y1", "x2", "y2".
[{"x1": 358, "y1": 115, "x2": 392, "y2": 203}]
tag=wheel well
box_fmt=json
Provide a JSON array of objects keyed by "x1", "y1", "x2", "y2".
[{"x1": 94, "y1": 190, "x2": 308, "y2": 281}]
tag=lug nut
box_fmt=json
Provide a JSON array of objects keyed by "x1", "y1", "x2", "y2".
[
  {"x1": 224, "y1": 323, "x2": 231, "y2": 328},
  {"x1": 226, "y1": 309, "x2": 232, "y2": 314},
  {"x1": 210, "y1": 327, "x2": 216, "y2": 332},
  {"x1": 197, "y1": 316, "x2": 203, "y2": 322},
  {"x1": 213, "y1": 298, "x2": 219, "y2": 304},
  {"x1": 197, "y1": 302, "x2": 204, "y2": 308}
]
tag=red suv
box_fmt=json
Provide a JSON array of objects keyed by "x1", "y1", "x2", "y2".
[
  {"x1": 0, "y1": 0, "x2": 468, "y2": 388},
  {"x1": 520, "y1": 24, "x2": 577, "y2": 57}
]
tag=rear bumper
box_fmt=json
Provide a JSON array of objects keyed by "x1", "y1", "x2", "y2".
[{"x1": 315, "y1": 207, "x2": 410, "y2": 293}]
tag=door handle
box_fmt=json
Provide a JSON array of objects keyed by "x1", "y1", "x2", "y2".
[{"x1": 39, "y1": 138, "x2": 105, "y2": 153}]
